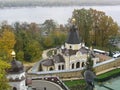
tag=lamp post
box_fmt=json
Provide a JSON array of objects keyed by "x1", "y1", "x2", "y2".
[{"x1": 11, "y1": 50, "x2": 16, "y2": 60}]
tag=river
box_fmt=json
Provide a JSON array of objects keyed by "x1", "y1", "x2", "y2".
[{"x1": 0, "y1": 5, "x2": 120, "y2": 25}]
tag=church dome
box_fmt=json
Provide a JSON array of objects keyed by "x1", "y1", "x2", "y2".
[
  {"x1": 8, "y1": 60, "x2": 24, "y2": 74},
  {"x1": 66, "y1": 25, "x2": 81, "y2": 44}
]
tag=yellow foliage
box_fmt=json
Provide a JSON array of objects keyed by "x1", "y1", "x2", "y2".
[
  {"x1": 0, "y1": 60, "x2": 10, "y2": 89},
  {"x1": 0, "y1": 29, "x2": 16, "y2": 61}
]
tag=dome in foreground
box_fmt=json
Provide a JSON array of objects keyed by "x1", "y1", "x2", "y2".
[{"x1": 8, "y1": 60, "x2": 24, "y2": 74}]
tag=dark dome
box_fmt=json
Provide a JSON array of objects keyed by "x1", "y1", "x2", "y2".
[
  {"x1": 8, "y1": 60, "x2": 24, "y2": 74},
  {"x1": 66, "y1": 25, "x2": 81, "y2": 44}
]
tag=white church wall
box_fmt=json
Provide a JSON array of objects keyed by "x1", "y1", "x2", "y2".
[
  {"x1": 65, "y1": 43, "x2": 81, "y2": 50},
  {"x1": 9, "y1": 80, "x2": 27, "y2": 90},
  {"x1": 54, "y1": 63, "x2": 65, "y2": 70},
  {"x1": 7, "y1": 72, "x2": 25, "y2": 80}
]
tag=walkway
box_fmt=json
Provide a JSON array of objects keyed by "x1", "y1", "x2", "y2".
[{"x1": 31, "y1": 76, "x2": 69, "y2": 90}]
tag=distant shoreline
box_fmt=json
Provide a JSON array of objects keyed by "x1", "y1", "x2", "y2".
[
  {"x1": 0, "y1": 0, "x2": 120, "y2": 8},
  {"x1": 0, "y1": 4, "x2": 120, "y2": 9}
]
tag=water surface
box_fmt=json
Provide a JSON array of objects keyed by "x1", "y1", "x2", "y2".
[{"x1": 0, "y1": 6, "x2": 120, "y2": 25}]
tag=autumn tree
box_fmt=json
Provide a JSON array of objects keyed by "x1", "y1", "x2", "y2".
[
  {"x1": 72, "y1": 8, "x2": 119, "y2": 47},
  {"x1": 0, "y1": 21, "x2": 67, "y2": 62},
  {"x1": 0, "y1": 28, "x2": 16, "y2": 61},
  {"x1": 0, "y1": 60, "x2": 11, "y2": 90}
]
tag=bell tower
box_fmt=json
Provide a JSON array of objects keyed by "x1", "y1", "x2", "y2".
[{"x1": 7, "y1": 51, "x2": 27, "y2": 90}]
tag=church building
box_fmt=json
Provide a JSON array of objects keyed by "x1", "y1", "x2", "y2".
[{"x1": 39, "y1": 23, "x2": 99, "y2": 72}]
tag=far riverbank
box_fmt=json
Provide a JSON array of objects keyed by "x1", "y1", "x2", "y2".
[{"x1": 0, "y1": 0, "x2": 120, "y2": 8}]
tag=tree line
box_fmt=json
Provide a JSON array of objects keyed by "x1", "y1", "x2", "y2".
[{"x1": 0, "y1": 20, "x2": 67, "y2": 62}]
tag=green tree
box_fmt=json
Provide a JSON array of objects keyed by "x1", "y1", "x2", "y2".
[
  {"x1": 14, "y1": 22, "x2": 43, "y2": 62},
  {"x1": 51, "y1": 31, "x2": 67, "y2": 46},
  {"x1": 0, "y1": 60, "x2": 10, "y2": 90},
  {"x1": 72, "y1": 8, "x2": 119, "y2": 47},
  {"x1": 16, "y1": 50, "x2": 24, "y2": 61},
  {"x1": 42, "y1": 36, "x2": 54, "y2": 49},
  {"x1": 24, "y1": 40, "x2": 43, "y2": 62},
  {"x1": 43, "y1": 19, "x2": 56, "y2": 33}
]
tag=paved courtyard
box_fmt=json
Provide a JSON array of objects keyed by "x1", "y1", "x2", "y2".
[{"x1": 32, "y1": 80, "x2": 63, "y2": 90}]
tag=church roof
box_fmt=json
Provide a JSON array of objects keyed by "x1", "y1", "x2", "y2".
[
  {"x1": 41, "y1": 59, "x2": 54, "y2": 66},
  {"x1": 61, "y1": 48, "x2": 78, "y2": 56},
  {"x1": 41, "y1": 54, "x2": 65, "y2": 66},
  {"x1": 66, "y1": 25, "x2": 81, "y2": 44},
  {"x1": 53, "y1": 54, "x2": 65, "y2": 63},
  {"x1": 8, "y1": 60, "x2": 24, "y2": 74},
  {"x1": 79, "y1": 47, "x2": 88, "y2": 54}
]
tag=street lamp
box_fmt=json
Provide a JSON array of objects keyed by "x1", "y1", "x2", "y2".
[{"x1": 11, "y1": 50, "x2": 16, "y2": 60}]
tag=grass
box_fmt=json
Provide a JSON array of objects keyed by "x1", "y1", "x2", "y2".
[
  {"x1": 64, "y1": 79, "x2": 85, "y2": 88},
  {"x1": 64, "y1": 68, "x2": 120, "y2": 88},
  {"x1": 97, "y1": 68, "x2": 120, "y2": 79}
]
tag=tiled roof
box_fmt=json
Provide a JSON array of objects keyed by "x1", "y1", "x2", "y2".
[
  {"x1": 53, "y1": 54, "x2": 65, "y2": 63},
  {"x1": 79, "y1": 47, "x2": 88, "y2": 54},
  {"x1": 41, "y1": 59, "x2": 54, "y2": 66},
  {"x1": 61, "y1": 48, "x2": 78, "y2": 56}
]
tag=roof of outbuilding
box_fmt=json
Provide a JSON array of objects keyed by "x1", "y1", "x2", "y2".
[
  {"x1": 66, "y1": 25, "x2": 81, "y2": 44},
  {"x1": 95, "y1": 54, "x2": 112, "y2": 62}
]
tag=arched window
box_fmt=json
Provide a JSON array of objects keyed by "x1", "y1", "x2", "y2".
[
  {"x1": 72, "y1": 63, "x2": 74, "y2": 69},
  {"x1": 58, "y1": 65, "x2": 61, "y2": 70},
  {"x1": 13, "y1": 87, "x2": 17, "y2": 90},
  {"x1": 62, "y1": 65, "x2": 64, "y2": 70},
  {"x1": 82, "y1": 62, "x2": 84, "y2": 67},
  {"x1": 49, "y1": 67, "x2": 53, "y2": 71},
  {"x1": 76, "y1": 62, "x2": 80, "y2": 68}
]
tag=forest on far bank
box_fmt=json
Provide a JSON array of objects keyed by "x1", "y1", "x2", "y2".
[{"x1": 0, "y1": 0, "x2": 120, "y2": 8}]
